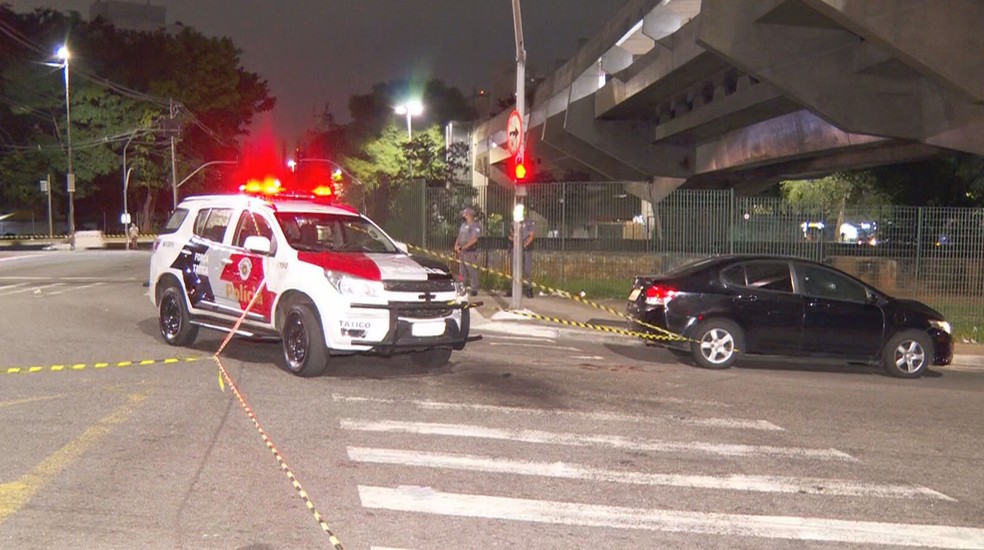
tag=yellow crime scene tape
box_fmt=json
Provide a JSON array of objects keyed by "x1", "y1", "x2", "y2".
[
  {"x1": 212, "y1": 278, "x2": 346, "y2": 549},
  {"x1": 1, "y1": 357, "x2": 200, "y2": 375},
  {"x1": 406, "y1": 243, "x2": 690, "y2": 343}
]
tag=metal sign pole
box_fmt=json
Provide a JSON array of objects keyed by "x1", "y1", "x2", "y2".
[{"x1": 510, "y1": 0, "x2": 526, "y2": 310}]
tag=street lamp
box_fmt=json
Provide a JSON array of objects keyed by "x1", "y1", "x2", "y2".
[
  {"x1": 56, "y1": 45, "x2": 75, "y2": 248},
  {"x1": 394, "y1": 100, "x2": 424, "y2": 140}
]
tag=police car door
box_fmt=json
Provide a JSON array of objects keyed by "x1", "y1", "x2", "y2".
[
  {"x1": 197, "y1": 207, "x2": 238, "y2": 316},
  {"x1": 219, "y1": 209, "x2": 278, "y2": 323}
]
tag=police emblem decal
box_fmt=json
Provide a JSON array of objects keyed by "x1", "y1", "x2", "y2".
[{"x1": 238, "y1": 257, "x2": 252, "y2": 281}]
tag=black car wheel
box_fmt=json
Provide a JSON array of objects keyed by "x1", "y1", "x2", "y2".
[
  {"x1": 281, "y1": 301, "x2": 330, "y2": 377},
  {"x1": 158, "y1": 286, "x2": 198, "y2": 346},
  {"x1": 883, "y1": 330, "x2": 931, "y2": 378},
  {"x1": 690, "y1": 319, "x2": 743, "y2": 369},
  {"x1": 410, "y1": 347, "x2": 453, "y2": 369}
]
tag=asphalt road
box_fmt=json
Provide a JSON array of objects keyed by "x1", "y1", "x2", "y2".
[{"x1": 1, "y1": 250, "x2": 983, "y2": 549}]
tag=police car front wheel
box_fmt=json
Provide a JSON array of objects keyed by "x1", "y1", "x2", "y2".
[
  {"x1": 159, "y1": 286, "x2": 199, "y2": 346},
  {"x1": 281, "y1": 301, "x2": 331, "y2": 377}
]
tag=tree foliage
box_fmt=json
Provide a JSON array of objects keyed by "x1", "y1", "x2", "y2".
[{"x1": 0, "y1": 6, "x2": 274, "y2": 228}]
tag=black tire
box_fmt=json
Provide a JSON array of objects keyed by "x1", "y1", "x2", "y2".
[
  {"x1": 690, "y1": 319, "x2": 743, "y2": 369},
  {"x1": 882, "y1": 330, "x2": 932, "y2": 378},
  {"x1": 158, "y1": 285, "x2": 198, "y2": 346},
  {"x1": 410, "y1": 347, "x2": 452, "y2": 369},
  {"x1": 280, "y1": 301, "x2": 331, "y2": 377}
]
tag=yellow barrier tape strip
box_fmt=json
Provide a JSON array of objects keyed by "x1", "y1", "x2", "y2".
[
  {"x1": 505, "y1": 309, "x2": 686, "y2": 342},
  {"x1": 407, "y1": 243, "x2": 686, "y2": 341},
  {"x1": 1, "y1": 357, "x2": 201, "y2": 375},
  {"x1": 211, "y1": 279, "x2": 345, "y2": 548}
]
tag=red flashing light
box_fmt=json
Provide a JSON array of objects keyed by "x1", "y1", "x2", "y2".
[
  {"x1": 311, "y1": 185, "x2": 334, "y2": 197},
  {"x1": 240, "y1": 177, "x2": 283, "y2": 195},
  {"x1": 645, "y1": 285, "x2": 677, "y2": 306}
]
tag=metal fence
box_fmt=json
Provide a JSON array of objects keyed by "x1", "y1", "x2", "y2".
[{"x1": 375, "y1": 181, "x2": 984, "y2": 339}]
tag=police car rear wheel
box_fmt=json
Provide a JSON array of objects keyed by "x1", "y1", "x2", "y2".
[
  {"x1": 281, "y1": 302, "x2": 330, "y2": 377},
  {"x1": 410, "y1": 347, "x2": 452, "y2": 369},
  {"x1": 159, "y1": 286, "x2": 198, "y2": 346}
]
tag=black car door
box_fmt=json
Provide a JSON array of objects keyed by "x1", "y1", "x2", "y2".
[
  {"x1": 725, "y1": 260, "x2": 804, "y2": 355},
  {"x1": 794, "y1": 262, "x2": 884, "y2": 360}
]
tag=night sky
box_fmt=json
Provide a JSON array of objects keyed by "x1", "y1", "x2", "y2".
[{"x1": 8, "y1": 0, "x2": 628, "y2": 141}]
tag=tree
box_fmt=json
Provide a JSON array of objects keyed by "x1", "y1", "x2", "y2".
[
  {"x1": 780, "y1": 174, "x2": 889, "y2": 235},
  {"x1": 0, "y1": 6, "x2": 274, "y2": 229}
]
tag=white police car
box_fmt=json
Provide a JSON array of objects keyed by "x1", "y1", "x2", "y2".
[{"x1": 149, "y1": 180, "x2": 473, "y2": 376}]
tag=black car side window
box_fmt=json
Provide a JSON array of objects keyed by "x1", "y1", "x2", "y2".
[
  {"x1": 720, "y1": 264, "x2": 746, "y2": 287},
  {"x1": 798, "y1": 265, "x2": 868, "y2": 303},
  {"x1": 742, "y1": 261, "x2": 793, "y2": 293}
]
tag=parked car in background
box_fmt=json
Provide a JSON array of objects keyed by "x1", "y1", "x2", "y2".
[{"x1": 626, "y1": 255, "x2": 952, "y2": 378}]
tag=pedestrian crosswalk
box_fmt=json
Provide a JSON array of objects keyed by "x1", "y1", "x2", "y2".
[{"x1": 333, "y1": 392, "x2": 984, "y2": 549}]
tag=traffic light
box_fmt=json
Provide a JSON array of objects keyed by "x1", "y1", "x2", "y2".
[{"x1": 514, "y1": 160, "x2": 527, "y2": 182}]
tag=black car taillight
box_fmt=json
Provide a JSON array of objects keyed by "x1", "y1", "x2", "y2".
[{"x1": 645, "y1": 285, "x2": 677, "y2": 306}]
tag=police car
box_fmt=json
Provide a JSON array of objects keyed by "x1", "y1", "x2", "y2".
[{"x1": 149, "y1": 178, "x2": 473, "y2": 376}]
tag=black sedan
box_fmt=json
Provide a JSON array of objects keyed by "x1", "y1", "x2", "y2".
[{"x1": 626, "y1": 255, "x2": 953, "y2": 378}]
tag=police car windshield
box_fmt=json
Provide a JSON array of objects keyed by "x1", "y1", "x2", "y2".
[{"x1": 276, "y1": 212, "x2": 398, "y2": 253}]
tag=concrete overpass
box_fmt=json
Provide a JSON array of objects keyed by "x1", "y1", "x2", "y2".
[{"x1": 471, "y1": 0, "x2": 984, "y2": 201}]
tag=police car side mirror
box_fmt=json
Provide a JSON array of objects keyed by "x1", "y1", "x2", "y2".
[
  {"x1": 244, "y1": 235, "x2": 272, "y2": 255},
  {"x1": 394, "y1": 241, "x2": 409, "y2": 254}
]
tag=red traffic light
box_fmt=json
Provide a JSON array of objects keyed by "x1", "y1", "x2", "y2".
[{"x1": 514, "y1": 161, "x2": 527, "y2": 182}]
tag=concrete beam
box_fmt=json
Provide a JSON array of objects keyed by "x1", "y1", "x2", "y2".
[
  {"x1": 562, "y1": 95, "x2": 693, "y2": 178},
  {"x1": 694, "y1": 110, "x2": 885, "y2": 175},
  {"x1": 803, "y1": 0, "x2": 984, "y2": 104},
  {"x1": 698, "y1": 0, "x2": 984, "y2": 155}
]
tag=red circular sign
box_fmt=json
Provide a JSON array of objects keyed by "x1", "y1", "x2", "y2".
[{"x1": 506, "y1": 110, "x2": 523, "y2": 157}]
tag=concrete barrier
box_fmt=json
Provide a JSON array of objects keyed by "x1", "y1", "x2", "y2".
[{"x1": 74, "y1": 230, "x2": 107, "y2": 250}]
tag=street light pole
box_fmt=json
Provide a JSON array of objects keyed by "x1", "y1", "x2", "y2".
[
  {"x1": 57, "y1": 46, "x2": 75, "y2": 249},
  {"x1": 122, "y1": 130, "x2": 141, "y2": 233},
  {"x1": 394, "y1": 101, "x2": 424, "y2": 141}
]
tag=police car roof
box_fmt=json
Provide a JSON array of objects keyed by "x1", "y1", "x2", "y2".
[{"x1": 179, "y1": 194, "x2": 360, "y2": 216}]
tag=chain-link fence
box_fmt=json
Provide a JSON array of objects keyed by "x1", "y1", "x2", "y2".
[{"x1": 375, "y1": 181, "x2": 984, "y2": 340}]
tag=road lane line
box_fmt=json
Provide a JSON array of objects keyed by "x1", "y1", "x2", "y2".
[
  {"x1": 0, "y1": 283, "x2": 64, "y2": 296},
  {"x1": 339, "y1": 419, "x2": 853, "y2": 461},
  {"x1": 0, "y1": 392, "x2": 148, "y2": 523},
  {"x1": 479, "y1": 335, "x2": 556, "y2": 343},
  {"x1": 47, "y1": 282, "x2": 104, "y2": 296},
  {"x1": 347, "y1": 447, "x2": 952, "y2": 501},
  {"x1": 332, "y1": 395, "x2": 783, "y2": 431},
  {"x1": 0, "y1": 283, "x2": 26, "y2": 292},
  {"x1": 358, "y1": 486, "x2": 984, "y2": 548}
]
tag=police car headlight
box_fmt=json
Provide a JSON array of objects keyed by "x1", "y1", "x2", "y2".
[
  {"x1": 929, "y1": 319, "x2": 952, "y2": 334},
  {"x1": 326, "y1": 271, "x2": 384, "y2": 298}
]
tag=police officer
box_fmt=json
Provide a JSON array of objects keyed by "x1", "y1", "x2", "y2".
[
  {"x1": 508, "y1": 217, "x2": 535, "y2": 298},
  {"x1": 454, "y1": 207, "x2": 481, "y2": 296}
]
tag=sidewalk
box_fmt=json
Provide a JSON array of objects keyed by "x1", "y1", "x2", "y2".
[{"x1": 469, "y1": 289, "x2": 984, "y2": 369}]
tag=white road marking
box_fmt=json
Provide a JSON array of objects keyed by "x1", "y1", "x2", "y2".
[
  {"x1": 358, "y1": 486, "x2": 984, "y2": 548},
  {"x1": 0, "y1": 276, "x2": 137, "y2": 282},
  {"x1": 0, "y1": 283, "x2": 27, "y2": 292},
  {"x1": 0, "y1": 275, "x2": 46, "y2": 280},
  {"x1": 572, "y1": 355, "x2": 605, "y2": 360},
  {"x1": 47, "y1": 282, "x2": 104, "y2": 296},
  {"x1": 0, "y1": 256, "x2": 36, "y2": 264},
  {"x1": 488, "y1": 342, "x2": 582, "y2": 351},
  {"x1": 348, "y1": 447, "x2": 951, "y2": 500},
  {"x1": 332, "y1": 395, "x2": 783, "y2": 431},
  {"x1": 0, "y1": 283, "x2": 64, "y2": 296},
  {"x1": 339, "y1": 419, "x2": 854, "y2": 461}
]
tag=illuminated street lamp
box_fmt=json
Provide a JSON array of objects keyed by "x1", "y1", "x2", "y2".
[
  {"x1": 394, "y1": 100, "x2": 424, "y2": 140},
  {"x1": 56, "y1": 45, "x2": 75, "y2": 248}
]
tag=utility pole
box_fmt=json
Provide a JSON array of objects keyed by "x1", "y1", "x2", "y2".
[
  {"x1": 62, "y1": 50, "x2": 75, "y2": 249},
  {"x1": 170, "y1": 98, "x2": 179, "y2": 210},
  {"x1": 510, "y1": 0, "x2": 527, "y2": 310},
  {"x1": 41, "y1": 174, "x2": 53, "y2": 237}
]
